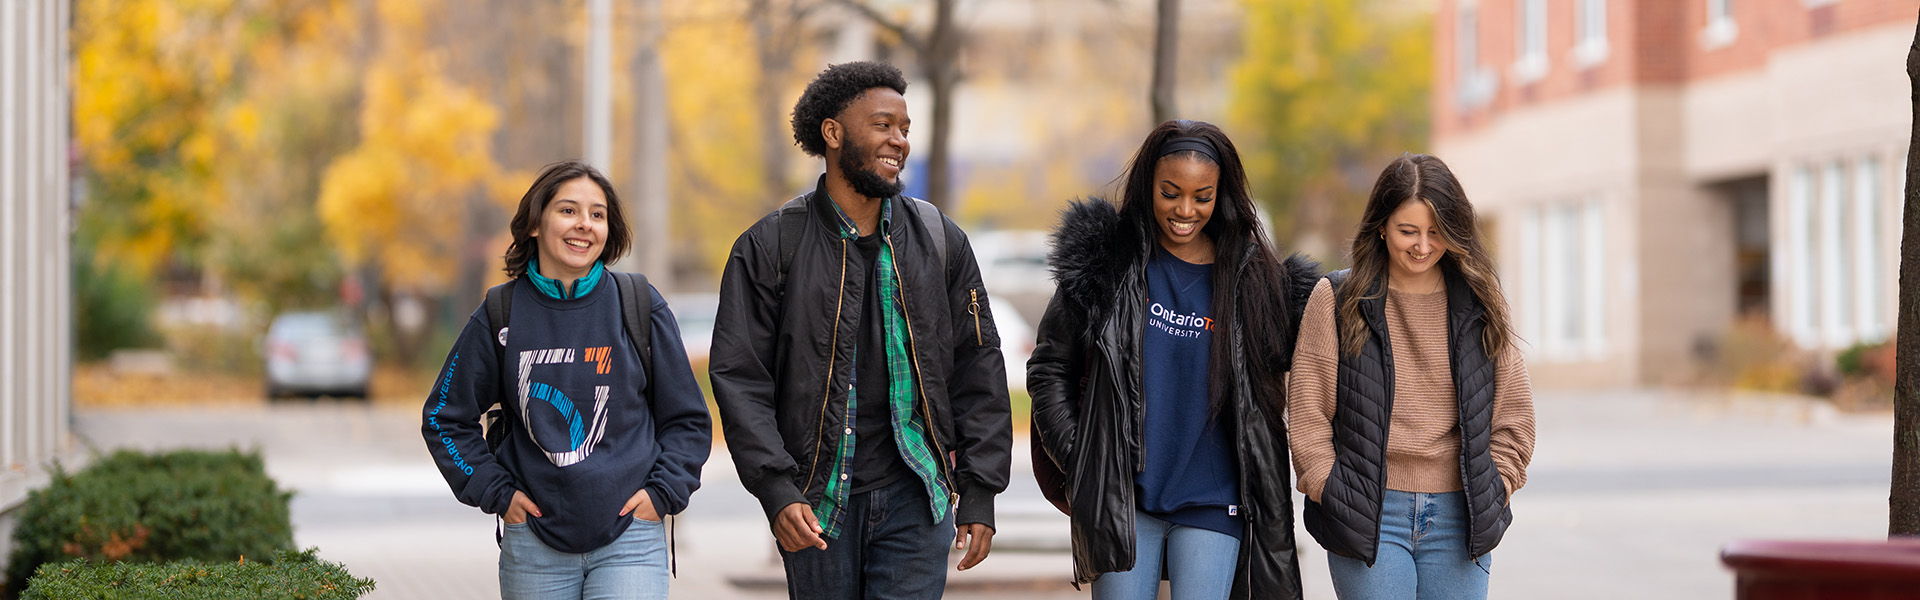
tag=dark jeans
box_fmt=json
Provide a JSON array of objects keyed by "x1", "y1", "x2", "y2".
[{"x1": 779, "y1": 476, "x2": 956, "y2": 600}]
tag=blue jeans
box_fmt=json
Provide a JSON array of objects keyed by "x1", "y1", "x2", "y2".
[
  {"x1": 498, "y1": 516, "x2": 669, "y2": 600},
  {"x1": 779, "y1": 476, "x2": 956, "y2": 600},
  {"x1": 1091, "y1": 510, "x2": 1241, "y2": 600},
  {"x1": 1327, "y1": 489, "x2": 1492, "y2": 600}
]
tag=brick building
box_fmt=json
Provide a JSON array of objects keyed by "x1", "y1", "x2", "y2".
[{"x1": 1433, "y1": 0, "x2": 1917, "y2": 387}]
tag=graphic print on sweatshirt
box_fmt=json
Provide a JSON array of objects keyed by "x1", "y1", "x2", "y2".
[
  {"x1": 1147, "y1": 297, "x2": 1213, "y2": 339},
  {"x1": 518, "y1": 346, "x2": 613, "y2": 468}
]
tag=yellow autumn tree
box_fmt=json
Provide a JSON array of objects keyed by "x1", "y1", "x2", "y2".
[
  {"x1": 316, "y1": 1, "x2": 500, "y2": 294},
  {"x1": 1228, "y1": 0, "x2": 1431, "y2": 262},
  {"x1": 72, "y1": 0, "x2": 286, "y2": 274},
  {"x1": 658, "y1": 1, "x2": 783, "y2": 279}
]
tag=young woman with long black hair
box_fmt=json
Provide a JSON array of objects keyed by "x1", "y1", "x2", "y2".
[{"x1": 1029, "y1": 120, "x2": 1317, "y2": 600}]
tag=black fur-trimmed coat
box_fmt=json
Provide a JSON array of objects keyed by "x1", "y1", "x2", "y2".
[{"x1": 1027, "y1": 198, "x2": 1318, "y2": 598}]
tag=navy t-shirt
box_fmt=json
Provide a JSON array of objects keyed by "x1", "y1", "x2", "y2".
[{"x1": 1136, "y1": 246, "x2": 1243, "y2": 539}]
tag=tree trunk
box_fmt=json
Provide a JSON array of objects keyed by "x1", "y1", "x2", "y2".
[
  {"x1": 1150, "y1": 0, "x2": 1179, "y2": 125},
  {"x1": 752, "y1": 1, "x2": 793, "y2": 204},
  {"x1": 629, "y1": 0, "x2": 673, "y2": 289},
  {"x1": 922, "y1": 0, "x2": 958, "y2": 210},
  {"x1": 1892, "y1": 12, "x2": 1920, "y2": 537}
]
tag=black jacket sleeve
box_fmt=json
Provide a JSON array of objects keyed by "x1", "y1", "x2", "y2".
[
  {"x1": 940, "y1": 218, "x2": 1013, "y2": 530},
  {"x1": 422, "y1": 307, "x2": 519, "y2": 516},
  {"x1": 1026, "y1": 291, "x2": 1086, "y2": 474},
  {"x1": 708, "y1": 218, "x2": 809, "y2": 521},
  {"x1": 640, "y1": 285, "x2": 714, "y2": 516}
]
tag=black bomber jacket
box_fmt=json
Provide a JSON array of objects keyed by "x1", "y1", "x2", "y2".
[{"x1": 709, "y1": 176, "x2": 1013, "y2": 530}]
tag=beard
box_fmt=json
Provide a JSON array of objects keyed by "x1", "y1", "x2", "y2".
[{"x1": 838, "y1": 137, "x2": 906, "y2": 200}]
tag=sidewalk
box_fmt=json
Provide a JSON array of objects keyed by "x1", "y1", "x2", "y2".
[{"x1": 69, "y1": 387, "x2": 1900, "y2": 599}]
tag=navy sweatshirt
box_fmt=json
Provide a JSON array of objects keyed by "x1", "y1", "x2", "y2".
[
  {"x1": 423, "y1": 276, "x2": 712, "y2": 554},
  {"x1": 1137, "y1": 247, "x2": 1242, "y2": 539}
]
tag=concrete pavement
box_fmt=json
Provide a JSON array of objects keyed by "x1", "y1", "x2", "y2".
[{"x1": 70, "y1": 388, "x2": 1897, "y2": 599}]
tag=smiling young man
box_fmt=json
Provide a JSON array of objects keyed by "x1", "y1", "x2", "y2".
[{"x1": 709, "y1": 61, "x2": 1012, "y2": 600}]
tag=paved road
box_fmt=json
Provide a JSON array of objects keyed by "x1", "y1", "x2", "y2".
[{"x1": 73, "y1": 388, "x2": 1894, "y2": 599}]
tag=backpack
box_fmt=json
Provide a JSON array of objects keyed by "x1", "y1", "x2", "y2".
[
  {"x1": 479, "y1": 271, "x2": 654, "y2": 452},
  {"x1": 774, "y1": 193, "x2": 947, "y2": 300}
]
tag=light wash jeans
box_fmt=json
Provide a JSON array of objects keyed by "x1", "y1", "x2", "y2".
[
  {"x1": 1091, "y1": 510, "x2": 1241, "y2": 600},
  {"x1": 498, "y1": 516, "x2": 668, "y2": 600},
  {"x1": 1327, "y1": 489, "x2": 1492, "y2": 600}
]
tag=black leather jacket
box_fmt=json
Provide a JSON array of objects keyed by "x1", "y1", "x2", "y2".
[
  {"x1": 1028, "y1": 199, "x2": 1316, "y2": 597},
  {"x1": 710, "y1": 177, "x2": 1012, "y2": 529}
]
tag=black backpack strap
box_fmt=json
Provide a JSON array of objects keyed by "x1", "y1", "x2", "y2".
[
  {"x1": 611, "y1": 271, "x2": 654, "y2": 376},
  {"x1": 481, "y1": 280, "x2": 516, "y2": 455},
  {"x1": 774, "y1": 193, "x2": 810, "y2": 302},
  {"x1": 906, "y1": 197, "x2": 948, "y2": 276},
  {"x1": 776, "y1": 194, "x2": 951, "y2": 299}
]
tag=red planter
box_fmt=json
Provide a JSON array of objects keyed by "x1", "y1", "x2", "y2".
[{"x1": 1722, "y1": 539, "x2": 1920, "y2": 599}]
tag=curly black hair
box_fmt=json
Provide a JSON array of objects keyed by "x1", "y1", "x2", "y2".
[{"x1": 790, "y1": 61, "x2": 909, "y2": 157}]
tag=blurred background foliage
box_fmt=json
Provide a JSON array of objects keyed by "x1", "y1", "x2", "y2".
[{"x1": 70, "y1": 0, "x2": 1435, "y2": 374}]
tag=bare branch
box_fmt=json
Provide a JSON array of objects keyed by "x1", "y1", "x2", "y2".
[{"x1": 830, "y1": 0, "x2": 927, "y2": 53}]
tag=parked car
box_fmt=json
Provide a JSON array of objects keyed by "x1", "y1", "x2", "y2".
[{"x1": 263, "y1": 310, "x2": 371, "y2": 400}]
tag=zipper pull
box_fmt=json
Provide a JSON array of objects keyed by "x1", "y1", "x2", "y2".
[{"x1": 969, "y1": 289, "x2": 983, "y2": 346}]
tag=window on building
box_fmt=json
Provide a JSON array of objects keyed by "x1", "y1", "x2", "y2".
[
  {"x1": 1574, "y1": 0, "x2": 1609, "y2": 67},
  {"x1": 1818, "y1": 162, "x2": 1851, "y2": 347},
  {"x1": 1786, "y1": 166, "x2": 1817, "y2": 345},
  {"x1": 1516, "y1": 199, "x2": 1607, "y2": 361},
  {"x1": 1513, "y1": 0, "x2": 1548, "y2": 82},
  {"x1": 1853, "y1": 159, "x2": 1885, "y2": 342},
  {"x1": 1455, "y1": 3, "x2": 1498, "y2": 110},
  {"x1": 1703, "y1": 0, "x2": 1738, "y2": 48},
  {"x1": 1785, "y1": 156, "x2": 1889, "y2": 349}
]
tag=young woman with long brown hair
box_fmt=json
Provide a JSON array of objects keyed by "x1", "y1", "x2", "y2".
[{"x1": 1288, "y1": 154, "x2": 1536, "y2": 600}]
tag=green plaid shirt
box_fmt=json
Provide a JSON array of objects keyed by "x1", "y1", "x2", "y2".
[{"x1": 813, "y1": 197, "x2": 953, "y2": 539}]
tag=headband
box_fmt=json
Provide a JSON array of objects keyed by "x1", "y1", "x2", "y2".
[{"x1": 1158, "y1": 136, "x2": 1220, "y2": 164}]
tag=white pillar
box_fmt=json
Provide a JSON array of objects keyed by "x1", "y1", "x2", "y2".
[{"x1": 585, "y1": 0, "x2": 612, "y2": 172}]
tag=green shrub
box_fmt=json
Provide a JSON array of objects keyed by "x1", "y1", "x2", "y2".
[
  {"x1": 20, "y1": 548, "x2": 373, "y2": 600},
  {"x1": 5, "y1": 449, "x2": 294, "y2": 596},
  {"x1": 74, "y1": 250, "x2": 161, "y2": 361},
  {"x1": 1836, "y1": 340, "x2": 1895, "y2": 382}
]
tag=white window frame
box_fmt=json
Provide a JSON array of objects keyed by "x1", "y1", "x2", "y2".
[
  {"x1": 1703, "y1": 0, "x2": 1738, "y2": 49},
  {"x1": 1580, "y1": 201, "x2": 1607, "y2": 357},
  {"x1": 1516, "y1": 206, "x2": 1543, "y2": 349},
  {"x1": 1519, "y1": 198, "x2": 1608, "y2": 362},
  {"x1": 1573, "y1": 0, "x2": 1609, "y2": 67},
  {"x1": 1853, "y1": 158, "x2": 1884, "y2": 343},
  {"x1": 1541, "y1": 206, "x2": 1572, "y2": 358},
  {"x1": 1512, "y1": 0, "x2": 1548, "y2": 83},
  {"x1": 1787, "y1": 167, "x2": 1817, "y2": 346},
  {"x1": 1456, "y1": 2, "x2": 1498, "y2": 110},
  {"x1": 1818, "y1": 162, "x2": 1851, "y2": 348}
]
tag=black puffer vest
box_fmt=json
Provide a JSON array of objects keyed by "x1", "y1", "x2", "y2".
[{"x1": 1302, "y1": 265, "x2": 1509, "y2": 565}]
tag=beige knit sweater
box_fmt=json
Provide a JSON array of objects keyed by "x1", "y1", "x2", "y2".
[{"x1": 1288, "y1": 278, "x2": 1536, "y2": 503}]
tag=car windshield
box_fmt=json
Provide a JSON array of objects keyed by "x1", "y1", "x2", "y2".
[{"x1": 272, "y1": 313, "x2": 354, "y2": 339}]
